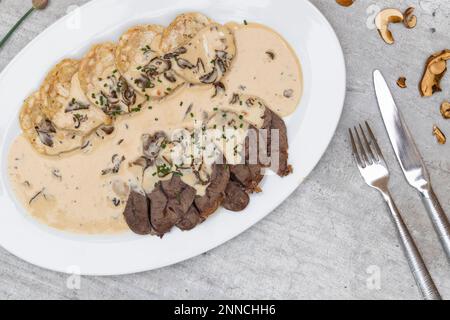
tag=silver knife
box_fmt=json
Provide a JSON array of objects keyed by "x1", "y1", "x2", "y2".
[{"x1": 373, "y1": 69, "x2": 450, "y2": 260}]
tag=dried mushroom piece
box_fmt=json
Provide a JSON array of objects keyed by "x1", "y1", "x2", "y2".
[
  {"x1": 441, "y1": 101, "x2": 450, "y2": 119},
  {"x1": 375, "y1": 9, "x2": 404, "y2": 45},
  {"x1": 32, "y1": 0, "x2": 48, "y2": 10},
  {"x1": 336, "y1": 0, "x2": 354, "y2": 7},
  {"x1": 397, "y1": 77, "x2": 407, "y2": 88},
  {"x1": 403, "y1": 7, "x2": 417, "y2": 29},
  {"x1": 432, "y1": 126, "x2": 446, "y2": 145},
  {"x1": 420, "y1": 50, "x2": 450, "y2": 97}
]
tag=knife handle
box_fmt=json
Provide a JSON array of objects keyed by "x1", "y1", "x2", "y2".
[{"x1": 421, "y1": 187, "x2": 450, "y2": 260}]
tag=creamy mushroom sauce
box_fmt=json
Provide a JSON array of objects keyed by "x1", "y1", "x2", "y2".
[{"x1": 8, "y1": 22, "x2": 303, "y2": 234}]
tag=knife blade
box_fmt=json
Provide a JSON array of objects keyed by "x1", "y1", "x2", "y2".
[{"x1": 373, "y1": 69, "x2": 450, "y2": 260}]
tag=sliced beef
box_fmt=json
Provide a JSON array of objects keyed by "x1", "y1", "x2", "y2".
[
  {"x1": 229, "y1": 164, "x2": 263, "y2": 193},
  {"x1": 194, "y1": 163, "x2": 230, "y2": 219},
  {"x1": 147, "y1": 184, "x2": 171, "y2": 236},
  {"x1": 268, "y1": 111, "x2": 292, "y2": 176},
  {"x1": 122, "y1": 106, "x2": 291, "y2": 237},
  {"x1": 261, "y1": 108, "x2": 274, "y2": 133},
  {"x1": 248, "y1": 164, "x2": 264, "y2": 184},
  {"x1": 240, "y1": 108, "x2": 291, "y2": 178},
  {"x1": 259, "y1": 110, "x2": 274, "y2": 164},
  {"x1": 148, "y1": 175, "x2": 196, "y2": 236},
  {"x1": 124, "y1": 163, "x2": 230, "y2": 236},
  {"x1": 222, "y1": 181, "x2": 250, "y2": 212},
  {"x1": 176, "y1": 205, "x2": 203, "y2": 231},
  {"x1": 161, "y1": 175, "x2": 196, "y2": 220},
  {"x1": 123, "y1": 190, "x2": 151, "y2": 235},
  {"x1": 247, "y1": 108, "x2": 291, "y2": 176}
]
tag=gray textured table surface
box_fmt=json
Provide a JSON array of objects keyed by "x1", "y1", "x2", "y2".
[{"x1": 0, "y1": 0, "x2": 449, "y2": 300}]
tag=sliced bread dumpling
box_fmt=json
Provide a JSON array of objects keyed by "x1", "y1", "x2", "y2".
[
  {"x1": 40, "y1": 59, "x2": 111, "y2": 136},
  {"x1": 160, "y1": 13, "x2": 213, "y2": 53},
  {"x1": 79, "y1": 43, "x2": 144, "y2": 116},
  {"x1": 19, "y1": 92, "x2": 84, "y2": 155},
  {"x1": 167, "y1": 23, "x2": 236, "y2": 85},
  {"x1": 116, "y1": 25, "x2": 183, "y2": 99}
]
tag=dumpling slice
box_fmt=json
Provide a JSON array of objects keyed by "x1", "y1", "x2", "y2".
[
  {"x1": 160, "y1": 13, "x2": 213, "y2": 53},
  {"x1": 19, "y1": 92, "x2": 84, "y2": 155},
  {"x1": 40, "y1": 59, "x2": 111, "y2": 136},
  {"x1": 116, "y1": 25, "x2": 184, "y2": 99},
  {"x1": 167, "y1": 23, "x2": 236, "y2": 85},
  {"x1": 79, "y1": 43, "x2": 144, "y2": 116}
]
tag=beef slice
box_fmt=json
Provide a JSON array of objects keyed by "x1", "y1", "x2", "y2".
[
  {"x1": 148, "y1": 183, "x2": 173, "y2": 235},
  {"x1": 123, "y1": 190, "x2": 151, "y2": 235},
  {"x1": 229, "y1": 164, "x2": 263, "y2": 193},
  {"x1": 161, "y1": 175, "x2": 196, "y2": 219},
  {"x1": 176, "y1": 205, "x2": 203, "y2": 231},
  {"x1": 195, "y1": 163, "x2": 230, "y2": 219},
  {"x1": 222, "y1": 181, "x2": 250, "y2": 212},
  {"x1": 148, "y1": 175, "x2": 197, "y2": 236},
  {"x1": 269, "y1": 110, "x2": 291, "y2": 176}
]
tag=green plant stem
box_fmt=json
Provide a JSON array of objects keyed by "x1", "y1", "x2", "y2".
[{"x1": 0, "y1": 7, "x2": 35, "y2": 49}]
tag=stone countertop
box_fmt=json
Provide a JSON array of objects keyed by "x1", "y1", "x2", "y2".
[{"x1": 0, "y1": 0, "x2": 448, "y2": 300}]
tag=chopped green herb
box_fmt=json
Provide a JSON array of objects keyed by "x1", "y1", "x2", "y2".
[{"x1": 156, "y1": 163, "x2": 172, "y2": 177}]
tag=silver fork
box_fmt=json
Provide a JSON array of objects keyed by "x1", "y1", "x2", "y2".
[{"x1": 349, "y1": 122, "x2": 441, "y2": 300}]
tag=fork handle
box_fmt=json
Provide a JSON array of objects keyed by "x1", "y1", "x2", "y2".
[
  {"x1": 420, "y1": 187, "x2": 450, "y2": 260},
  {"x1": 382, "y1": 191, "x2": 441, "y2": 300}
]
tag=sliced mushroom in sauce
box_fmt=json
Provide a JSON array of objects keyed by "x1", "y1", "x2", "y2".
[
  {"x1": 35, "y1": 119, "x2": 56, "y2": 147},
  {"x1": 199, "y1": 68, "x2": 218, "y2": 84},
  {"x1": 65, "y1": 100, "x2": 90, "y2": 113}
]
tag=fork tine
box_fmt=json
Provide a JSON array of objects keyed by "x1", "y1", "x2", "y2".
[
  {"x1": 365, "y1": 121, "x2": 384, "y2": 161},
  {"x1": 359, "y1": 124, "x2": 376, "y2": 162},
  {"x1": 353, "y1": 127, "x2": 369, "y2": 165},
  {"x1": 349, "y1": 129, "x2": 363, "y2": 167}
]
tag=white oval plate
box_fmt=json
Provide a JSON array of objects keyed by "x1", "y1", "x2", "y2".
[{"x1": 0, "y1": 0, "x2": 345, "y2": 275}]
